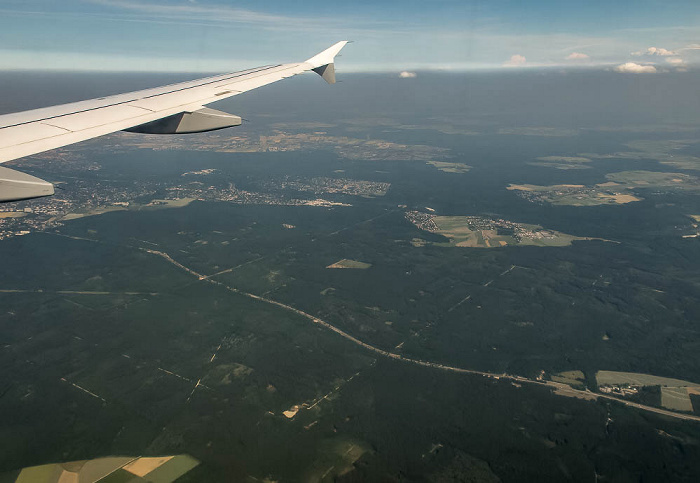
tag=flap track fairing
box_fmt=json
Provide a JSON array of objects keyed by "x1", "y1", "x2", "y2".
[
  {"x1": 0, "y1": 166, "x2": 54, "y2": 202},
  {"x1": 124, "y1": 107, "x2": 242, "y2": 135}
]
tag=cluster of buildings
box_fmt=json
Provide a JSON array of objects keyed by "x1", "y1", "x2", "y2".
[
  {"x1": 599, "y1": 385, "x2": 640, "y2": 397},
  {"x1": 274, "y1": 176, "x2": 391, "y2": 197}
]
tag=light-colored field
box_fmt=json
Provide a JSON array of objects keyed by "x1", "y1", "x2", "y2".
[
  {"x1": 529, "y1": 156, "x2": 592, "y2": 170},
  {"x1": 509, "y1": 172, "x2": 696, "y2": 206},
  {"x1": 508, "y1": 182, "x2": 643, "y2": 206},
  {"x1": 0, "y1": 212, "x2": 27, "y2": 219},
  {"x1": 661, "y1": 387, "x2": 695, "y2": 412},
  {"x1": 688, "y1": 215, "x2": 700, "y2": 222},
  {"x1": 597, "y1": 193, "x2": 642, "y2": 204},
  {"x1": 579, "y1": 140, "x2": 700, "y2": 170},
  {"x1": 596, "y1": 371, "x2": 697, "y2": 388},
  {"x1": 142, "y1": 198, "x2": 195, "y2": 209},
  {"x1": 61, "y1": 206, "x2": 127, "y2": 220},
  {"x1": 606, "y1": 170, "x2": 700, "y2": 189},
  {"x1": 327, "y1": 259, "x2": 372, "y2": 269},
  {"x1": 283, "y1": 405, "x2": 301, "y2": 418},
  {"x1": 12, "y1": 455, "x2": 198, "y2": 483},
  {"x1": 433, "y1": 217, "x2": 510, "y2": 248},
  {"x1": 427, "y1": 161, "x2": 472, "y2": 173},
  {"x1": 507, "y1": 184, "x2": 536, "y2": 191},
  {"x1": 123, "y1": 456, "x2": 174, "y2": 477}
]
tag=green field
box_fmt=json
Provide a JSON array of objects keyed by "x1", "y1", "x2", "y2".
[
  {"x1": 605, "y1": 170, "x2": 700, "y2": 190},
  {"x1": 528, "y1": 156, "x2": 592, "y2": 170},
  {"x1": 596, "y1": 371, "x2": 698, "y2": 388},
  {"x1": 507, "y1": 183, "x2": 643, "y2": 206},
  {"x1": 661, "y1": 387, "x2": 695, "y2": 412},
  {"x1": 425, "y1": 216, "x2": 590, "y2": 248},
  {"x1": 551, "y1": 370, "x2": 586, "y2": 389},
  {"x1": 426, "y1": 161, "x2": 472, "y2": 173}
]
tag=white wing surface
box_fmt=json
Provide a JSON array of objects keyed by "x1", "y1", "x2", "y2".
[{"x1": 0, "y1": 41, "x2": 348, "y2": 201}]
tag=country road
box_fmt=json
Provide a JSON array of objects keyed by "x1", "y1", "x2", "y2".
[{"x1": 144, "y1": 248, "x2": 700, "y2": 423}]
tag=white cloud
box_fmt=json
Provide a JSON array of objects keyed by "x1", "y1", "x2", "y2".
[
  {"x1": 632, "y1": 46, "x2": 677, "y2": 56},
  {"x1": 614, "y1": 62, "x2": 657, "y2": 74},
  {"x1": 398, "y1": 71, "x2": 417, "y2": 78},
  {"x1": 565, "y1": 52, "x2": 590, "y2": 60},
  {"x1": 666, "y1": 57, "x2": 685, "y2": 65},
  {"x1": 504, "y1": 54, "x2": 526, "y2": 66}
]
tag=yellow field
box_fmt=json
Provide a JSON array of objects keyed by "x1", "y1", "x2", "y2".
[
  {"x1": 596, "y1": 193, "x2": 642, "y2": 204},
  {"x1": 0, "y1": 212, "x2": 27, "y2": 219},
  {"x1": 13, "y1": 455, "x2": 198, "y2": 483}
]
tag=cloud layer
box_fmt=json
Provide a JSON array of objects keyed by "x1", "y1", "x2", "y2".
[{"x1": 1, "y1": 1, "x2": 699, "y2": 72}]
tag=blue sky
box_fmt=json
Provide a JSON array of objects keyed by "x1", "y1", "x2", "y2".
[{"x1": 0, "y1": 0, "x2": 698, "y2": 72}]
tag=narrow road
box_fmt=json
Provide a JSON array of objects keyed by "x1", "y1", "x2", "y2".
[{"x1": 0, "y1": 289, "x2": 158, "y2": 295}]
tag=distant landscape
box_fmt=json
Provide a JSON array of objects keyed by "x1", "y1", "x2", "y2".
[{"x1": 2, "y1": 70, "x2": 700, "y2": 481}]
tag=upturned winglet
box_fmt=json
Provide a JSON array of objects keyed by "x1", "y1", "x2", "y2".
[{"x1": 305, "y1": 41, "x2": 349, "y2": 84}]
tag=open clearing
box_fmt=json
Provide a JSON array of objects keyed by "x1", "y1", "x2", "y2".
[
  {"x1": 411, "y1": 214, "x2": 594, "y2": 248},
  {"x1": 327, "y1": 259, "x2": 372, "y2": 269},
  {"x1": 597, "y1": 371, "x2": 700, "y2": 412},
  {"x1": 427, "y1": 161, "x2": 472, "y2": 173},
  {"x1": 0, "y1": 212, "x2": 27, "y2": 219},
  {"x1": 552, "y1": 370, "x2": 586, "y2": 388},
  {"x1": 507, "y1": 180, "x2": 646, "y2": 206},
  {"x1": 596, "y1": 371, "x2": 698, "y2": 388},
  {"x1": 528, "y1": 156, "x2": 592, "y2": 170}
]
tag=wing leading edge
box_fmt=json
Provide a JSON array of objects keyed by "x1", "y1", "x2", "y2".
[{"x1": 0, "y1": 41, "x2": 349, "y2": 202}]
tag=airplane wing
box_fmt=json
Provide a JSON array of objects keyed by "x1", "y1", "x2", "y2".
[{"x1": 0, "y1": 41, "x2": 348, "y2": 202}]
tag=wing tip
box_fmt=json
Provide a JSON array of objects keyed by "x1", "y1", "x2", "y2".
[{"x1": 305, "y1": 41, "x2": 349, "y2": 70}]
